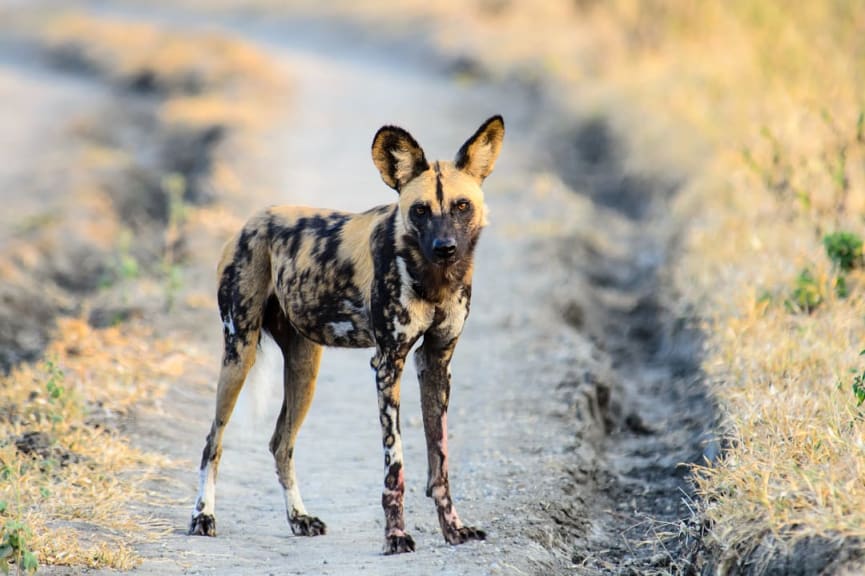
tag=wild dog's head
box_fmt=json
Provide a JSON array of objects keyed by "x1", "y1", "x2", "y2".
[{"x1": 371, "y1": 115, "x2": 504, "y2": 268}]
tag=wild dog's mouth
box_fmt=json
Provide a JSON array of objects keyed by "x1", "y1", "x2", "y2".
[
  {"x1": 432, "y1": 254, "x2": 459, "y2": 267},
  {"x1": 428, "y1": 245, "x2": 460, "y2": 266}
]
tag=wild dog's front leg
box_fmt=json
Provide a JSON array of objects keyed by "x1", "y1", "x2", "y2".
[
  {"x1": 415, "y1": 341, "x2": 486, "y2": 545},
  {"x1": 372, "y1": 350, "x2": 415, "y2": 555}
]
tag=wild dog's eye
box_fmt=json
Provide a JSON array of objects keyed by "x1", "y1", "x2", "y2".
[
  {"x1": 455, "y1": 199, "x2": 471, "y2": 212},
  {"x1": 412, "y1": 204, "x2": 428, "y2": 217}
]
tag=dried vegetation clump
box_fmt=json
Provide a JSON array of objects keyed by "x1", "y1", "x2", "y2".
[
  {"x1": 42, "y1": 13, "x2": 282, "y2": 130},
  {"x1": 0, "y1": 318, "x2": 206, "y2": 569}
]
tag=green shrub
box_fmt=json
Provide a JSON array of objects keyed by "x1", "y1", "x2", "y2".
[
  {"x1": 0, "y1": 497, "x2": 38, "y2": 575},
  {"x1": 850, "y1": 350, "x2": 865, "y2": 407},
  {"x1": 786, "y1": 268, "x2": 823, "y2": 313},
  {"x1": 823, "y1": 231, "x2": 863, "y2": 272}
]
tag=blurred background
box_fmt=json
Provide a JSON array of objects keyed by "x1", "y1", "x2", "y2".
[{"x1": 1, "y1": 1, "x2": 864, "y2": 574}]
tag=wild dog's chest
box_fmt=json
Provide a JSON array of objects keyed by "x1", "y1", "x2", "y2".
[
  {"x1": 276, "y1": 261, "x2": 469, "y2": 353},
  {"x1": 370, "y1": 256, "x2": 471, "y2": 352}
]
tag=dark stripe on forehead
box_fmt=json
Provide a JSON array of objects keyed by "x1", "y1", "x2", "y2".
[{"x1": 434, "y1": 161, "x2": 444, "y2": 208}]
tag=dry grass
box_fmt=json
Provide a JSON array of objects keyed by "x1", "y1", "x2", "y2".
[
  {"x1": 0, "y1": 318, "x2": 205, "y2": 569},
  {"x1": 38, "y1": 12, "x2": 284, "y2": 131},
  {"x1": 586, "y1": 2, "x2": 865, "y2": 561},
  {"x1": 4, "y1": 0, "x2": 862, "y2": 569},
  {"x1": 0, "y1": 9, "x2": 286, "y2": 138}
]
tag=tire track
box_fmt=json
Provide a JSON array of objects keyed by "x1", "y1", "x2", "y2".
[{"x1": 551, "y1": 116, "x2": 717, "y2": 574}]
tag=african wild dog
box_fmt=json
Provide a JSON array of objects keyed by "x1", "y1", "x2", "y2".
[{"x1": 189, "y1": 115, "x2": 505, "y2": 554}]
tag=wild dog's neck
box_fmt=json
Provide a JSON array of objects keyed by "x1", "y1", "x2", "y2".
[
  {"x1": 399, "y1": 251, "x2": 474, "y2": 304},
  {"x1": 396, "y1": 233, "x2": 479, "y2": 304}
]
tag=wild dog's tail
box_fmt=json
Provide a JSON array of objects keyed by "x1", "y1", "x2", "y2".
[{"x1": 235, "y1": 323, "x2": 283, "y2": 434}]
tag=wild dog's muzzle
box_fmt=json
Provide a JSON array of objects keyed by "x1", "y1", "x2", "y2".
[
  {"x1": 426, "y1": 216, "x2": 459, "y2": 265},
  {"x1": 432, "y1": 237, "x2": 457, "y2": 260}
]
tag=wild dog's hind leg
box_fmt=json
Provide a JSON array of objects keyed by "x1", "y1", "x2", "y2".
[
  {"x1": 189, "y1": 336, "x2": 259, "y2": 536},
  {"x1": 264, "y1": 299, "x2": 326, "y2": 536},
  {"x1": 190, "y1": 229, "x2": 269, "y2": 536},
  {"x1": 415, "y1": 339, "x2": 486, "y2": 545}
]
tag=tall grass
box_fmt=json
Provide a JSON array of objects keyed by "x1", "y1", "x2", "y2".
[{"x1": 671, "y1": 2, "x2": 865, "y2": 558}]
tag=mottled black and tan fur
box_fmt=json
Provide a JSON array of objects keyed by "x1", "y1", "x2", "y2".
[{"x1": 189, "y1": 116, "x2": 505, "y2": 554}]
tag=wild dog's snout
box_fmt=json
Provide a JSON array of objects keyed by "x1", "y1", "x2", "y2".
[
  {"x1": 432, "y1": 237, "x2": 457, "y2": 259},
  {"x1": 426, "y1": 215, "x2": 459, "y2": 264}
]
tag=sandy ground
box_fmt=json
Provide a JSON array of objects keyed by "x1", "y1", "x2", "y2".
[{"x1": 8, "y1": 6, "x2": 714, "y2": 575}]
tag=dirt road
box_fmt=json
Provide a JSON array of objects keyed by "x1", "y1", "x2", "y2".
[
  {"x1": 16, "y1": 7, "x2": 712, "y2": 575},
  {"x1": 120, "y1": 26, "x2": 591, "y2": 575}
]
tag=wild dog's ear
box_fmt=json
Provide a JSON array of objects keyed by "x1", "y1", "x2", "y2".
[
  {"x1": 454, "y1": 115, "x2": 505, "y2": 182},
  {"x1": 371, "y1": 126, "x2": 429, "y2": 192}
]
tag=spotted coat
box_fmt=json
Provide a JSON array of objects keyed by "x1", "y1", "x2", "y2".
[{"x1": 189, "y1": 115, "x2": 505, "y2": 555}]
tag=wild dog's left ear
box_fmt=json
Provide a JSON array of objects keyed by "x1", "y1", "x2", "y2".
[
  {"x1": 455, "y1": 115, "x2": 505, "y2": 182},
  {"x1": 371, "y1": 125, "x2": 430, "y2": 192}
]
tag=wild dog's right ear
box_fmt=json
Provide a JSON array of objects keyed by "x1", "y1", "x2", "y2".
[
  {"x1": 371, "y1": 126, "x2": 429, "y2": 192},
  {"x1": 455, "y1": 115, "x2": 505, "y2": 182}
]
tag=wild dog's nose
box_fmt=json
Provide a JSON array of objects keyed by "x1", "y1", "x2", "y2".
[{"x1": 432, "y1": 238, "x2": 457, "y2": 259}]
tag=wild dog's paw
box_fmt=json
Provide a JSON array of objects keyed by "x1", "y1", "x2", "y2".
[
  {"x1": 444, "y1": 525, "x2": 486, "y2": 545},
  {"x1": 383, "y1": 532, "x2": 416, "y2": 555},
  {"x1": 289, "y1": 514, "x2": 327, "y2": 536},
  {"x1": 189, "y1": 513, "x2": 216, "y2": 536}
]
